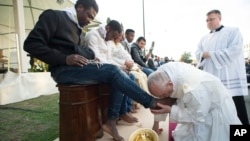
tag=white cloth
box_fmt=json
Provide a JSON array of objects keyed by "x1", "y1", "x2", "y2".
[
  {"x1": 107, "y1": 40, "x2": 150, "y2": 93},
  {"x1": 84, "y1": 26, "x2": 119, "y2": 65},
  {"x1": 157, "y1": 62, "x2": 241, "y2": 141},
  {"x1": 107, "y1": 40, "x2": 131, "y2": 66},
  {"x1": 0, "y1": 72, "x2": 58, "y2": 105},
  {"x1": 122, "y1": 39, "x2": 133, "y2": 53},
  {"x1": 195, "y1": 26, "x2": 248, "y2": 96}
]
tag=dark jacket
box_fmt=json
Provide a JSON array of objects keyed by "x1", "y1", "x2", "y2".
[
  {"x1": 130, "y1": 43, "x2": 148, "y2": 67},
  {"x1": 147, "y1": 58, "x2": 155, "y2": 70},
  {"x1": 24, "y1": 9, "x2": 83, "y2": 71}
]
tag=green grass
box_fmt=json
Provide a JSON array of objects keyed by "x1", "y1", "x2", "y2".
[{"x1": 0, "y1": 94, "x2": 59, "y2": 141}]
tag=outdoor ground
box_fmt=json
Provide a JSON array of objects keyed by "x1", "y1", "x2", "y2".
[
  {"x1": 0, "y1": 94, "x2": 59, "y2": 141},
  {"x1": 0, "y1": 92, "x2": 250, "y2": 141}
]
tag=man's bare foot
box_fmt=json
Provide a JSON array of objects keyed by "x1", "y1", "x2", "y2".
[
  {"x1": 151, "y1": 97, "x2": 177, "y2": 109},
  {"x1": 153, "y1": 128, "x2": 163, "y2": 135},
  {"x1": 119, "y1": 113, "x2": 138, "y2": 123},
  {"x1": 130, "y1": 108, "x2": 137, "y2": 113},
  {"x1": 95, "y1": 129, "x2": 103, "y2": 138},
  {"x1": 135, "y1": 103, "x2": 140, "y2": 109},
  {"x1": 103, "y1": 120, "x2": 124, "y2": 141},
  {"x1": 132, "y1": 103, "x2": 140, "y2": 111}
]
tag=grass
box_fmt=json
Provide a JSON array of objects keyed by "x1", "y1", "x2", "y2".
[{"x1": 0, "y1": 93, "x2": 59, "y2": 141}]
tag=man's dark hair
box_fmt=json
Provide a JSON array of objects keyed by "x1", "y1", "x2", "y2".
[
  {"x1": 136, "y1": 36, "x2": 146, "y2": 42},
  {"x1": 164, "y1": 56, "x2": 169, "y2": 63},
  {"x1": 75, "y1": 0, "x2": 99, "y2": 13},
  {"x1": 125, "y1": 29, "x2": 135, "y2": 35},
  {"x1": 107, "y1": 20, "x2": 122, "y2": 33},
  {"x1": 207, "y1": 9, "x2": 221, "y2": 16}
]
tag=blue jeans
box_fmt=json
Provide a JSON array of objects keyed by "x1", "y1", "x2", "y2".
[
  {"x1": 107, "y1": 72, "x2": 135, "y2": 119},
  {"x1": 122, "y1": 95, "x2": 133, "y2": 113},
  {"x1": 119, "y1": 73, "x2": 135, "y2": 115},
  {"x1": 51, "y1": 64, "x2": 154, "y2": 119},
  {"x1": 108, "y1": 86, "x2": 124, "y2": 119},
  {"x1": 142, "y1": 67, "x2": 154, "y2": 76}
]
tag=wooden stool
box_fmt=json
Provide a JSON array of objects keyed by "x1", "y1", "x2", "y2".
[{"x1": 57, "y1": 84, "x2": 102, "y2": 141}]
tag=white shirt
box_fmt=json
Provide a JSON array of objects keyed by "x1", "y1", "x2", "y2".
[
  {"x1": 107, "y1": 40, "x2": 132, "y2": 67},
  {"x1": 84, "y1": 25, "x2": 119, "y2": 65}
]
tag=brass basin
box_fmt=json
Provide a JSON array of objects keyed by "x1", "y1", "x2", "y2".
[{"x1": 128, "y1": 128, "x2": 159, "y2": 141}]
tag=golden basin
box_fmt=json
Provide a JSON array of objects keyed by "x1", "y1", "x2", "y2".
[{"x1": 128, "y1": 128, "x2": 159, "y2": 141}]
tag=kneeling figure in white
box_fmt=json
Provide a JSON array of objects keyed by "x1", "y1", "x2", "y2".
[{"x1": 148, "y1": 62, "x2": 241, "y2": 141}]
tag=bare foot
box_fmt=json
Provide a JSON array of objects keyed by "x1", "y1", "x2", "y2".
[
  {"x1": 119, "y1": 113, "x2": 138, "y2": 123},
  {"x1": 130, "y1": 108, "x2": 137, "y2": 113},
  {"x1": 151, "y1": 97, "x2": 177, "y2": 109},
  {"x1": 134, "y1": 103, "x2": 140, "y2": 110},
  {"x1": 132, "y1": 103, "x2": 140, "y2": 111},
  {"x1": 103, "y1": 120, "x2": 124, "y2": 141},
  {"x1": 95, "y1": 129, "x2": 103, "y2": 138}
]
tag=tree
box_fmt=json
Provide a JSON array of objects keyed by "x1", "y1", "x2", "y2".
[
  {"x1": 180, "y1": 51, "x2": 192, "y2": 63},
  {"x1": 106, "y1": 17, "x2": 111, "y2": 24}
]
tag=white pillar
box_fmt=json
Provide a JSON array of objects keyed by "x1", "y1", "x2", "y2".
[{"x1": 13, "y1": 0, "x2": 29, "y2": 73}]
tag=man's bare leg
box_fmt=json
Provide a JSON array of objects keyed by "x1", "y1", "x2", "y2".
[{"x1": 102, "y1": 119, "x2": 124, "y2": 141}]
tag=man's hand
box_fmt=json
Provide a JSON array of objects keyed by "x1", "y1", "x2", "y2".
[
  {"x1": 150, "y1": 103, "x2": 171, "y2": 114},
  {"x1": 151, "y1": 97, "x2": 177, "y2": 109},
  {"x1": 120, "y1": 65, "x2": 130, "y2": 74},
  {"x1": 66, "y1": 54, "x2": 88, "y2": 67},
  {"x1": 125, "y1": 60, "x2": 134, "y2": 69},
  {"x1": 202, "y1": 52, "x2": 210, "y2": 58},
  {"x1": 137, "y1": 64, "x2": 142, "y2": 70}
]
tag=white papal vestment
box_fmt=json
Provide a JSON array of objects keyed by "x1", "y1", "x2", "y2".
[{"x1": 157, "y1": 62, "x2": 241, "y2": 141}]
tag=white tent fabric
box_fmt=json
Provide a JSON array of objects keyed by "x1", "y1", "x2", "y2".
[
  {"x1": 0, "y1": 0, "x2": 74, "y2": 72},
  {"x1": 0, "y1": 0, "x2": 72, "y2": 105},
  {"x1": 0, "y1": 0, "x2": 74, "y2": 38},
  {"x1": 0, "y1": 71, "x2": 58, "y2": 105}
]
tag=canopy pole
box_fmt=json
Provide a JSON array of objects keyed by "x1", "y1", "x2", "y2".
[{"x1": 13, "y1": 0, "x2": 29, "y2": 73}]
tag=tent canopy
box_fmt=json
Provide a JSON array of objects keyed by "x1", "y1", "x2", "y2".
[
  {"x1": 0, "y1": 0, "x2": 74, "y2": 36},
  {"x1": 0, "y1": 0, "x2": 74, "y2": 72}
]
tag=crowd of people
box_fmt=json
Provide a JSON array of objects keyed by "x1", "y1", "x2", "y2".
[{"x1": 23, "y1": 0, "x2": 248, "y2": 141}]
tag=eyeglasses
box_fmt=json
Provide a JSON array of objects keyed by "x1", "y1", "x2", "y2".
[{"x1": 206, "y1": 18, "x2": 217, "y2": 22}]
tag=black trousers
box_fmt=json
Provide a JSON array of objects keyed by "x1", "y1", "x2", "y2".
[{"x1": 233, "y1": 96, "x2": 249, "y2": 125}]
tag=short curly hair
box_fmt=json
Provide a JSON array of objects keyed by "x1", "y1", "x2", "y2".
[{"x1": 75, "y1": 0, "x2": 99, "y2": 13}]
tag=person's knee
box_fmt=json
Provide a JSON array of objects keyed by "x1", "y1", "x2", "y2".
[{"x1": 109, "y1": 64, "x2": 120, "y2": 72}]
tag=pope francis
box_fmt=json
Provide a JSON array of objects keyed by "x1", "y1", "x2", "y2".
[{"x1": 148, "y1": 62, "x2": 241, "y2": 141}]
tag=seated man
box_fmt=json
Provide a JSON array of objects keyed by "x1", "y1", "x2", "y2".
[
  {"x1": 108, "y1": 31, "x2": 150, "y2": 94},
  {"x1": 24, "y1": 1, "x2": 168, "y2": 141},
  {"x1": 130, "y1": 37, "x2": 154, "y2": 76},
  {"x1": 84, "y1": 20, "x2": 138, "y2": 138},
  {"x1": 121, "y1": 28, "x2": 142, "y2": 112},
  {"x1": 108, "y1": 30, "x2": 150, "y2": 113},
  {"x1": 147, "y1": 55, "x2": 157, "y2": 71},
  {"x1": 121, "y1": 29, "x2": 135, "y2": 53}
]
